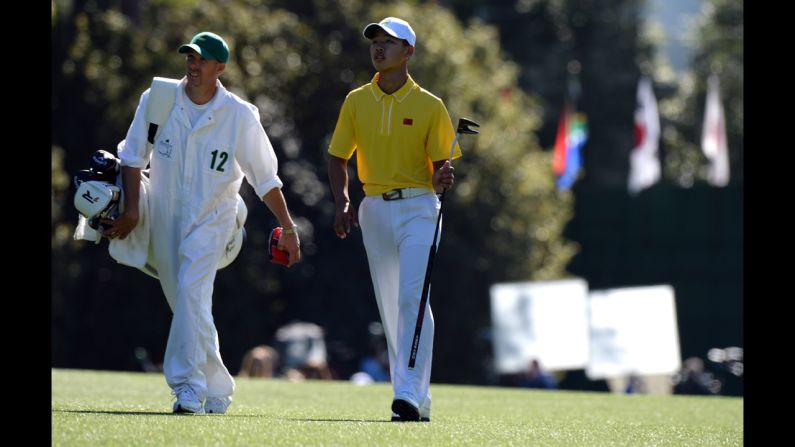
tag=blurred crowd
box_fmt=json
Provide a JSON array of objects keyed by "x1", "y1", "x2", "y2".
[{"x1": 134, "y1": 326, "x2": 742, "y2": 396}]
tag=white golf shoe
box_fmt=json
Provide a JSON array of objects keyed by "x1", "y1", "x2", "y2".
[
  {"x1": 204, "y1": 396, "x2": 232, "y2": 414},
  {"x1": 172, "y1": 384, "x2": 205, "y2": 414}
]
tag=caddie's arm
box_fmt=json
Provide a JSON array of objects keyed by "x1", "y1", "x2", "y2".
[
  {"x1": 262, "y1": 188, "x2": 301, "y2": 267},
  {"x1": 328, "y1": 155, "x2": 358, "y2": 239},
  {"x1": 101, "y1": 166, "x2": 141, "y2": 240}
]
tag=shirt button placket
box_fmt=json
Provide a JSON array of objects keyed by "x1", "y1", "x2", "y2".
[{"x1": 183, "y1": 133, "x2": 194, "y2": 214}]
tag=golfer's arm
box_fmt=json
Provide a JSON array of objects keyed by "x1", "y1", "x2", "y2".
[{"x1": 328, "y1": 155, "x2": 351, "y2": 210}]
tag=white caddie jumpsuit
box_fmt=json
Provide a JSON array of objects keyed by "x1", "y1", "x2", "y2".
[{"x1": 117, "y1": 78, "x2": 283, "y2": 401}]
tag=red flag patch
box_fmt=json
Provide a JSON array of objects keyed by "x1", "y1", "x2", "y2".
[{"x1": 403, "y1": 118, "x2": 413, "y2": 125}]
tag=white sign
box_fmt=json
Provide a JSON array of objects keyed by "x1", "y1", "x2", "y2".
[
  {"x1": 586, "y1": 285, "x2": 681, "y2": 379},
  {"x1": 490, "y1": 279, "x2": 589, "y2": 373}
]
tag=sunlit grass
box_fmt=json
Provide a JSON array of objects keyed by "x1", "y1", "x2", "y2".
[{"x1": 52, "y1": 368, "x2": 742, "y2": 446}]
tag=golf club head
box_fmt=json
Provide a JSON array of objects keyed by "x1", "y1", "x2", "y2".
[{"x1": 457, "y1": 117, "x2": 480, "y2": 135}]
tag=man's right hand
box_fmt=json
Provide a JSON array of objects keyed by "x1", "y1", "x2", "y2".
[{"x1": 333, "y1": 202, "x2": 359, "y2": 239}]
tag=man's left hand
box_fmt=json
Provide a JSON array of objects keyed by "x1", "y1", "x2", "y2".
[
  {"x1": 278, "y1": 232, "x2": 301, "y2": 267},
  {"x1": 433, "y1": 160, "x2": 455, "y2": 194}
]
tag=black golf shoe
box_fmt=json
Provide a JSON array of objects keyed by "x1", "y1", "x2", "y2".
[
  {"x1": 391, "y1": 399, "x2": 421, "y2": 421},
  {"x1": 391, "y1": 412, "x2": 430, "y2": 422}
]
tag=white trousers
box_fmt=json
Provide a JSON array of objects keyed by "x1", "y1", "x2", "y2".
[
  {"x1": 359, "y1": 191, "x2": 439, "y2": 415},
  {"x1": 150, "y1": 208, "x2": 236, "y2": 402}
]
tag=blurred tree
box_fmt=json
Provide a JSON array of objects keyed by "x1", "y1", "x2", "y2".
[{"x1": 51, "y1": 0, "x2": 575, "y2": 383}]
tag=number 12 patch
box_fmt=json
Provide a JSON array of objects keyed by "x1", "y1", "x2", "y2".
[{"x1": 210, "y1": 150, "x2": 228, "y2": 172}]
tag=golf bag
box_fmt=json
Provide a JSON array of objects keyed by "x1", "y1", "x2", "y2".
[
  {"x1": 72, "y1": 148, "x2": 248, "y2": 275},
  {"x1": 73, "y1": 149, "x2": 122, "y2": 232}
]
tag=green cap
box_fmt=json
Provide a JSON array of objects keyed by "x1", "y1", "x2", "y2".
[{"x1": 178, "y1": 32, "x2": 229, "y2": 63}]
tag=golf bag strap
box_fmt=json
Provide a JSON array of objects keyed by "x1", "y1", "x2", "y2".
[
  {"x1": 145, "y1": 77, "x2": 180, "y2": 144},
  {"x1": 147, "y1": 124, "x2": 159, "y2": 145}
]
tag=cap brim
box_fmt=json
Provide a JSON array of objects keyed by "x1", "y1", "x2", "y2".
[
  {"x1": 363, "y1": 23, "x2": 399, "y2": 40},
  {"x1": 178, "y1": 43, "x2": 202, "y2": 56},
  {"x1": 179, "y1": 43, "x2": 208, "y2": 59},
  {"x1": 178, "y1": 43, "x2": 224, "y2": 62},
  {"x1": 362, "y1": 23, "x2": 380, "y2": 39}
]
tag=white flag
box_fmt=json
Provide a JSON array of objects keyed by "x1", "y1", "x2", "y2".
[
  {"x1": 628, "y1": 76, "x2": 661, "y2": 195},
  {"x1": 701, "y1": 75, "x2": 730, "y2": 187}
]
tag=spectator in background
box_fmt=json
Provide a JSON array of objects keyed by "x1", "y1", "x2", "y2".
[
  {"x1": 673, "y1": 357, "x2": 721, "y2": 395},
  {"x1": 625, "y1": 373, "x2": 646, "y2": 394},
  {"x1": 134, "y1": 347, "x2": 163, "y2": 373},
  {"x1": 274, "y1": 321, "x2": 333, "y2": 381},
  {"x1": 352, "y1": 322, "x2": 390, "y2": 383},
  {"x1": 238, "y1": 345, "x2": 279, "y2": 378},
  {"x1": 519, "y1": 359, "x2": 557, "y2": 389}
]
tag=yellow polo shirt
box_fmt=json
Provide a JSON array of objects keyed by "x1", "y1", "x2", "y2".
[{"x1": 328, "y1": 74, "x2": 461, "y2": 196}]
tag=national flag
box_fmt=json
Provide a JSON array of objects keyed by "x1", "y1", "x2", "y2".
[
  {"x1": 701, "y1": 74, "x2": 730, "y2": 187},
  {"x1": 553, "y1": 103, "x2": 588, "y2": 191},
  {"x1": 628, "y1": 76, "x2": 661, "y2": 195}
]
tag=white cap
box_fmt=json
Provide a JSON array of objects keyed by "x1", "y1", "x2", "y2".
[{"x1": 363, "y1": 17, "x2": 416, "y2": 46}]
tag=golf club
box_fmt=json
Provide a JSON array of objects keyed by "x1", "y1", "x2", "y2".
[{"x1": 408, "y1": 117, "x2": 479, "y2": 369}]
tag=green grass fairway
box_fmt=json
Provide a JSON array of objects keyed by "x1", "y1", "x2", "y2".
[{"x1": 52, "y1": 368, "x2": 742, "y2": 446}]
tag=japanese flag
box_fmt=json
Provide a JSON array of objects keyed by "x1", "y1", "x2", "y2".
[{"x1": 628, "y1": 76, "x2": 661, "y2": 195}]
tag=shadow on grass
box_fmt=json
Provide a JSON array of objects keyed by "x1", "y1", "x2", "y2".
[
  {"x1": 54, "y1": 409, "x2": 175, "y2": 416},
  {"x1": 53, "y1": 409, "x2": 263, "y2": 417},
  {"x1": 288, "y1": 418, "x2": 393, "y2": 423},
  {"x1": 54, "y1": 410, "x2": 394, "y2": 422}
]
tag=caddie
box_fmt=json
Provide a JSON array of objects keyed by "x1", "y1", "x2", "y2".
[{"x1": 101, "y1": 31, "x2": 302, "y2": 415}]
